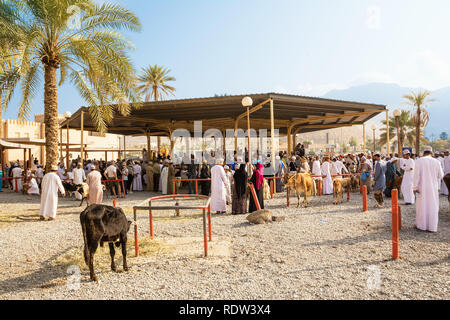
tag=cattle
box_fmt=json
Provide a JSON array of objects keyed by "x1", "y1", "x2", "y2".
[
  {"x1": 62, "y1": 181, "x2": 78, "y2": 197},
  {"x1": 350, "y1": 174, "x2": 360, "y2": 192},
  {"x1": 80, "y1": 204, "x2": 132, "y2": 281},
  {"x1": 333, "y1": 177, "x2": 351, "y2": 204},
  {"x1": 62, "y1": 181, "x2": 90, "y2": 206},
  {"x1": 284, "y1": 172, "x2": 315, "y2": 208}
]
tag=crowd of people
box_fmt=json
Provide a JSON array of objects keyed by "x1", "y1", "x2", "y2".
[{"x1": 0, "y1": 146, "x2": 448, "y2": 232}]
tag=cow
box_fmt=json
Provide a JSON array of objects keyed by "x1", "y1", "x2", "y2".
[
  {"x1": 284, "y1": 172, "x2": 315, "y2": 208},
  {"x1": 333, "y1": 177, "x2": 351, "y2": 204},
  {"x1": 62, "y1": 181, "x2": 90, "y2": 206},
  {"x1": 80, "y1": 204, "x2": 132, "y2": 281},
  {"x1": 444, "y1": 174, "x2": 450, "y2": 212},
  {"x1": 350, "y1": 174, "x2": 360, "y2": 192},
  {"x1": 62, "y1": 181, "x2": 78, "y2": 197}
]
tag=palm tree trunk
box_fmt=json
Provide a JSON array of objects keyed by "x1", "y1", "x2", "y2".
[
  {"x1": 415, "y1": 107, "x2": 421, "y2": 155},
  {"x1": 44, "y1": 64, "x2": 59, "y2": 172}
]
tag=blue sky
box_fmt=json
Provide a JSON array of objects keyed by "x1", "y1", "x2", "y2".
[{"x1": 5, "y1": 0, "x2": 450, "y2": 119}]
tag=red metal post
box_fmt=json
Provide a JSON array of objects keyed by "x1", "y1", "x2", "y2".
[
  {"x1": 195, "y1": 180, "x2": 198, "y2": 195},
  {"x1": 287, "y1": 188, "x2": 290, "y2": 207},
  {"x1": 15, "y1": 178, "x2": 18, "y2": 193},
  {"x1": 202, "y1": 208, "x2": 208, "y2": 257},
  {"x1": 149, "y1": 200, "x2": 154, "y2": 239},
  {"x1": 270, "y1": 179, "x2": 274, "y2": 199},
  {"x1": 249, "y1": 184, "x2": 261, "y2": 211},
  {"x1": 208, "y1": 205, "x2": 212, "y2": 242},
  {"x1": 113, "y1": 199, "x2": 116, "y2": 207},
  {"x1": 362, "y1": 185, "x2": 368, "y2": 212},
  {"x1": 392, "y1": 189, "x2": 399, "y2": 260}
]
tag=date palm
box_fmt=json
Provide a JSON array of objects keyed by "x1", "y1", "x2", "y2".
[
  {"x1": 137, "y1": 65, "x2": 176, "y2": 102},
  {"x1": 0, "y1": 45, "x2": 21, "y2": 138},
  {"x1": 403, "y1": 90, "x2": 434, "y2": 154},
  {"x1": 0, "y1": 0, "x2": 141, "y2": 170},
  {"x1": 379, "y1": 110, "x2": 418, "y2": 152}
]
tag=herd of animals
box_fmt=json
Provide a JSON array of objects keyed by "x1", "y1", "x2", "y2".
[{"x1": 78, "y1": 172, "x2": 450, "y2": 282}]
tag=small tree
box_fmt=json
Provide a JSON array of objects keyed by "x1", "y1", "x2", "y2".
[{"x1": 440, "y1": 132, "x2": 448, "y2": 140}]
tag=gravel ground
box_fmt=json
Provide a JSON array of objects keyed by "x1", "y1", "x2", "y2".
[{"x1": 0, "y1": 188, "x2": 448, "y2": 300}]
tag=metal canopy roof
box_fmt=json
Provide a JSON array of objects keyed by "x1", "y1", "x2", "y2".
[{"x1": 62, "y1": 93, "x2": 386, "y2": 136}]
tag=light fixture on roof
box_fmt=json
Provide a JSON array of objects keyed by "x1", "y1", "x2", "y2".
[{"x1": 241, "y1": 96, "x2": 253, "y2": 108}]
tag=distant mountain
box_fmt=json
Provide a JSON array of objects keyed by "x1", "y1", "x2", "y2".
[{"x1": 322, "y1": 83, "x2": 450, "y2": 138}]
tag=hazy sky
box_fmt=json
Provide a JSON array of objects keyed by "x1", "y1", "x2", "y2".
[{"x1": 5, "y1": 0, "x2": 450, "y2": 119}]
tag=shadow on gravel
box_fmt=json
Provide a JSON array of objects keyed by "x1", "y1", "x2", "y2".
[
  {"x1": 0, "y1": 247, "x2": 96, "y2": 296},
  {"x1": 303, "y1": 227, "x2": 449, "y2": 248}
]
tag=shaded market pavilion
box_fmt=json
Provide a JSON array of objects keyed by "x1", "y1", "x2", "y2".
[{"x1": 61, "y1": 93, "x2": 388, "y2": 166}]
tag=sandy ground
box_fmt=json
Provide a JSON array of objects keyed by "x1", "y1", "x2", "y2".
[{"x1": 0, "y1": 186, "x2": 448, "y2": 300}]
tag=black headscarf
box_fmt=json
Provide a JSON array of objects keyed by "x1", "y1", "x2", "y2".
[{"x1": 233, "y1": 164, "x2": 247, "y2": 198}]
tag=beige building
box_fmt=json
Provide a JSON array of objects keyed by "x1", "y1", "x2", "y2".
[{"x1": 1, "y1": 114, "x2": 122, "y2": 166}]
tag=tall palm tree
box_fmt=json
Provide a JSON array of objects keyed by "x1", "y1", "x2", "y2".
[
  {"x1": 0, "y1": 0, "x2": 141, "y2": 170},
  {"x1": 0, "y1": 43, "x2": 24, "y2": 139},
  {"x1": 379, "y1": 110, "x2": 417, "y2": 152},
  {"x1": 403, "y1": 90, "x2": 434, "y2": 154},
  {"x1": 137, "y1": 65, "x2": 176, "y2": 102}
]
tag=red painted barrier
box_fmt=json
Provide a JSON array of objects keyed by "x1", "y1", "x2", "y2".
[
  {"x1": 133, "y1": 194, "x2": 212, "y2": 258},
  {"x1": 102, "y1": 179, "x2": 126, "y2": 198},
  {"x1": 208, "y1": 205, "x2": 212, "y2": 242},
  {"x1": 392, "y1": 189, "x2": 399, "y2": 260},
  {"x1": 202, "y1": 208, "x2": 208, "y2": 257},
  {"x1": 112, "y1": 200, "x2": 116, "y2": 207},
  {"x1": 249, "y1": 184, "x2": 261, "y2": 211},
  {"x1": 149, "y1": 200, "x2": 154, "y2": 240},
  {"x1": 286, "y1": 188, "x2": 290, "y2": 207},
  {"x1": 362, "y1": 185, "x2": 368, "y2": 212},
  {"x1": 172, "y1": 178, "x2": 211, "y2": 195}
]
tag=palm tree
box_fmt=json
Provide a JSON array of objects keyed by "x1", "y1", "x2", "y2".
[
  {"x1": 379, "y1": 110, "x2": 417, "y2": 152},
  {"x1": 403, "y1": 90, "x2": 434, "y2": 154},
  {"x1": 0, "y1": 0, "x2": 141, "y2": 170},
  {"x1": 137, "y1": 65, "x2": 176, "y2": 102}
]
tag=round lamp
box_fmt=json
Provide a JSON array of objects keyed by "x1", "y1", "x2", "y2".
[
  {"x1": 370, "y1": 124, "x2": 376, "y2": 131},
  {"x1": 64, "y1": 111, "x2": 72, "y2": 119},
  {"x1": 393, "y1": 109, "x2": 401, "y2": 117},
  {"x1": 241, "y1": 96, "x2": 253, "y2": 108}
]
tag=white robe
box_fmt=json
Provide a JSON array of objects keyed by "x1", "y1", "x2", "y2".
[
  {"x1": 210, "y1": 165, "x2": 229, "y2": 212},
  {"x1": 160, "y1": 166, "x2": 168, "y2": 194},
  {"x1": 321, "y1": 162, "x2": 333, "y2": 195},
  {"x1": 28, "y1": 178, "x2": 40, "y2": 195},
  {"x1": 330, "y1": 162, "x2": 338, "y2": 175},
  {"x1": 400, "y1": 158, "x2": 415, "y2": 204},
  {"x1": 72, "y1": 168, "x2": 86, "y2": 185},
  {"x1": 335, "y1": 160, "x2": 349, "y2": 175},
  {"x1": 413, "y1": 156, "x2": 444, "y2": 232},
  {"x1": 39, "y1": 172, "x2": 65, "y2": 218},
  {"x1": 132, "y1": 165, "x2": 143, "y2": 191},
  {"x1": 11, "y1": 167, "x2": 23, "y2": 191}
]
